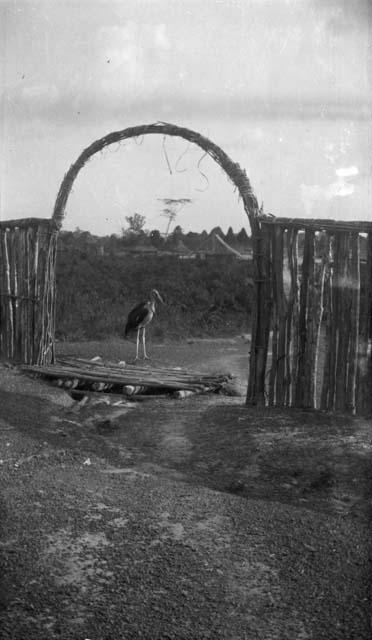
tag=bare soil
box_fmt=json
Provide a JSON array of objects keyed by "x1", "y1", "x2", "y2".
[{"x1": 0, "y1": 336, "x2": 371, "y2": 639}]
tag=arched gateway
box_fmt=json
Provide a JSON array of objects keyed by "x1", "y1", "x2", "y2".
[
  {"x1": 1, "y1": 122, "x2": 371, "y2": 414},
  {"x1": 52, "y1": 122, "x2": 260, "y2": 229}
]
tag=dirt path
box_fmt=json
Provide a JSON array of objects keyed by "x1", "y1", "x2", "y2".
[{"x1": 0, "y1": 338, "x2": 371, "y2": 639}]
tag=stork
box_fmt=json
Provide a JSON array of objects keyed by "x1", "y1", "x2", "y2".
[{"x1": 124, "y1": 289, "x2": 164, "y2": 361}]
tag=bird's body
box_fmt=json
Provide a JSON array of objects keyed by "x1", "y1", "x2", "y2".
[
  {"x1": 125, "y1": 300, "x2": 155, "y2": 335},
  {"x1": 125, "y1": 289, "x2": 164, "y2": 361}
]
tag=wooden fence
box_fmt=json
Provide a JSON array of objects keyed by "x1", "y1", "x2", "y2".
[
  {"x1": 247, "y1": 216, "x2": 372, "y2": 414},
  {"x1": 0, "y1": 218, "x2": 58, "y2": 364}
]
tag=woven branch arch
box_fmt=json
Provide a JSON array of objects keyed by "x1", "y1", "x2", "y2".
[{"x1": 52, "y1": 122, "x2": 260, "y2": 235}]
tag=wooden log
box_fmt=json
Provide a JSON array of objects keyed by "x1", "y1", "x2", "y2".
[
  {"x1": 295, "y1": 229, "x2": 314, "y2": 407},
  {"x1": 305, "y1": 236, "x2": 329, "y2": 409},
  {"x1": 36, "y1": 227, "x2": 47, "y2": 365},
  {"x1": 39, "y1": 229, "x2": 57, "y2": 365},
  {"x1": 327, "y1": 234, "x2": 340, "y2": 411},
  {"x1": 335, "y1": 233, "x2": 351, "y2": 412},
  {"x1": 2, "y1": 230, "x2": 14, "y2": 359},
  {"x1": 15, "y1": 228, "x2": 24, "y2": 362},
  {"x1": 20, "y1": 363, "x2": 223, "y2": 392},
  {"x1": 357, "y1": 232, "x2": 372, "y2": 413},
  {"x1": 303, "y1": 234, "x2": 316, "y2": 409},
  {"x1": 0, "y1": 231, "x2": 5, "y2": 358},
  {"x1": 346, "y1": 233, "x2": 360, "y2": 413},
  {"x1": 246, "y1": 224, "x2": 272, "y2": 405},
  {"x1": 246, "y1": 231, "x2": 259, "y2": 403},
  {"x1": 50, "y1": 235, "x2": 58, "y2": 363},
  {"x1": 320, "y1": 235, "x2": 334, "y2": 410},
  {"x1": 290, "y1": 229, "x2": 300, "y2": 406},
  {"x1": 32, "y1": 226, "x2": 40, "y2": 363},
  {"x1": 9, "y1": 228, "x2": 17, "y2": 360},
  {"x1": 26, "y1": 226, "x2": 34, "y2": 364},
  {"x1": 274, "y1": 226, "x2": 287, "y2": 405},
  {"x1": 268, "y1": 227, "x2": 278, "y2": 406},
  {"x1": 286, "y1": 228, "x2": 299, "y2": 406},
  {"x1": 57, "y1": 357, "x2": 231, "y2": 383}
]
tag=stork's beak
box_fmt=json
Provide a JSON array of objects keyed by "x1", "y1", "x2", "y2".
[{"x1": 152, "y1": 289, "x2": 164, "y2": 304}]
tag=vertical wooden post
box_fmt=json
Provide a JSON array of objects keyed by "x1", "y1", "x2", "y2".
[
  {"x1": 346, "y1": 233, "x2": 360, "y2": 414},
  {"x1": 247, "y1": 223, "x2": 272, "y2": 406},
  {"x1": 287, "y1": 228, "x2": 300, "y2": 407},
  {"x1": 272, "y1": 225, "x2": 287, "y2": 405},
  {"x1": 304, "y1": 232, "x2": 328, "y2": 408},
  {"x1": 295, "y1": 230, "x2": 314, "y2": 407},
  {"x1": 335, "y1": 233, "x2": 351, "y2": 412},
  {"x1": 268, "y1": 226, "x2": 278, "y2": 406},
  {"x1": 358, "y1": 232, "x2": 372, "y2": 413},
  {"x1": 320, "y1": 234, "x2": 334, "y2": 410}
]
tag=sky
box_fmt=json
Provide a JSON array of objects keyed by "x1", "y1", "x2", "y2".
[{"x1": 1, "y1": 0, "x2": 371, "y2": 235}]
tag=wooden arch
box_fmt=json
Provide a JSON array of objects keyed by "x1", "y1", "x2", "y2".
[{"x1": 52, "y1": 122, "x2": 260, "y2": 234}]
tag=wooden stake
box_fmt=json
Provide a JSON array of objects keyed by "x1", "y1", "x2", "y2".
[{"x1": 295, "y1": 230, "x2": 314, "y2": 407}]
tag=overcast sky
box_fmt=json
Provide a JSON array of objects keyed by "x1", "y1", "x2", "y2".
[{"x1": 1, "y1": 0, "x2": 371, "y2": 235}]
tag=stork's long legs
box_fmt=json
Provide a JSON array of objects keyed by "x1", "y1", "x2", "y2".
[
  {"x1": 142, "y1": 328, "x2": 150, "y2": 359},
  {"x1": 135, "y1": 328, "x2": 140, "y2": 361},
  {"x1": 134, "y1": 327, "x2": 150, "y2": 361}
]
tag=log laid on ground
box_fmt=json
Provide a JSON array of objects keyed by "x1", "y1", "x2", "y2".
[{"x1": 20, "y1": 358, "x2": 232, "y2": 396}]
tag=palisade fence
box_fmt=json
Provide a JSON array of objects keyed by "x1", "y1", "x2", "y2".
[
  {"x1": 0, "y1": 218, "x2": 58, "y2": 364},
  {"x1": 247, "y1": 216, "x2": 372, "y2": 415}
]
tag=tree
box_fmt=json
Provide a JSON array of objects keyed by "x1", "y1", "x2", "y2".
[
  {"x1": 149, "y1": 229, "x2": 164, "y2": 249},
  {"x1": 172, "y1": 225, "x2": 184, "y2": 239},
  {"x1": 158, "y1": 198, "x2": 192, "y2": 238},
  {"x1": 122, "y1": 213, "x2": 146, "y2": 236}
]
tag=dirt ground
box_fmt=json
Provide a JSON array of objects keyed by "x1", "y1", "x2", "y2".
[{"x1": 0, "y1": 336, "x2": 371, "y2": 639}]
